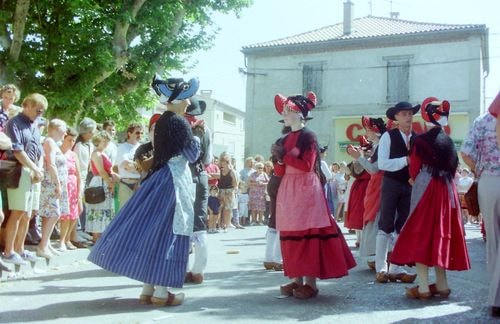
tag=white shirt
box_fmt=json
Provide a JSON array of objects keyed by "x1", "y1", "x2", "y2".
[
  {"x1": 378, "y1": 129, "x2": 412, "y2": 172},
  {"x1": 104, "y1": 141, "x2": 118, "y2": 165},
  {"x1": 116, "y1": 141, "x2": 140, "y2": 179},
  {"x1": 321, "y1": 160, "x2": 333, "y2": 181},
  {"x1": 73, "y1": 141, "x2": 94, "y2": 192}
]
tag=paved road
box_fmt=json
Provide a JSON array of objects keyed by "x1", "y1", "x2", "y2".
[{"x1": 0, "y1": 223, "x2": 495, "y2": 323}]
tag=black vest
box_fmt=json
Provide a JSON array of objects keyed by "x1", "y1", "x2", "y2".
[{"x1": 384, "y1": 128, "x2": 415, "y2": 183}]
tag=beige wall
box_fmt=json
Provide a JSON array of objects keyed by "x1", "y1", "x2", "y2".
[{"x1": 244, "y1": 36, "x2": 484, "y2": 161}]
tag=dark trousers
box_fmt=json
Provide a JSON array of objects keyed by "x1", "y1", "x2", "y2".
[
  {"x1": 193, "y1": 173, "x2": 209, "y2": 232},
  {"x1": 378, "y1": 176, "x2": 412, "y2": 234}
]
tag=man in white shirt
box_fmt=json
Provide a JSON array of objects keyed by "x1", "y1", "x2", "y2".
[
  {"x1": 375, "y1": 101, "x2": 419, "y2": 284},
  {"x1": 116, "y1": 122, "x2": 143, "y2": 210}
]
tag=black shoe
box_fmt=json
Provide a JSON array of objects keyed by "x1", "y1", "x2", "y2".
[{"x1": 492, "y1": 306, "x2": 500, "y2": 317}]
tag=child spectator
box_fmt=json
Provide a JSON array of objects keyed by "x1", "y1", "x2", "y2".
[{"x1": 207, "y1": 186, "x2": 220, "y2": 233}]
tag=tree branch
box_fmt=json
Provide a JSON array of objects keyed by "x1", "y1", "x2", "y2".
[
  {"x1": 9, "y1": 0, "x2": 30, "y2": 62},
  {"x1": 151, "y1": 7, "x2": 187, "y2": 72},
  {"x1": 94, "y1": 0, "x2": 146, "y2": 86}
]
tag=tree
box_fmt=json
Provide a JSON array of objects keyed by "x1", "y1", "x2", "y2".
[{"x1": 0, "y1": 0, "x2": 250, "y2": 127}]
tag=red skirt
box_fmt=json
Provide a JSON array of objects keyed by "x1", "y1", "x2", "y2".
[
  {"x1": 344, "y1": 175, "x2": 370, "y2": 230},
  {"x1": 363, "y1": 172, "x2": 383, "y2": 225},
  {"x1": 390, "y1": 179, "x2": 470, "y2": 271},
  {"x1": 280, "y1": 217, "x2": 356, "y2": 279}
]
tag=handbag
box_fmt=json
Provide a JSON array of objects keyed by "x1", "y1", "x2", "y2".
[
  {"x1": 464, "y1": 180, "x2": 480, "y2": 216},
  {"x1": 84, "y1": 177, "x2": 106, "y2": 204},
  {"x1": 0, "y1": 160, "x2": 23, "y2": 189}
]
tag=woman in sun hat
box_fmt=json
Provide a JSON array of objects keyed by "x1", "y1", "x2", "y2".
[{"x1": 89, "y1": 76, "x2": 200, "y2": 307}]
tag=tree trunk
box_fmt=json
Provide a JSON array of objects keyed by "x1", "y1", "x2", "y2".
[
  {"x1": 9, "y1": 0, "x2": 30, "y2": 62},
  {"x1": 93, "y1": 0, "x2": 147, "y2": 86}
]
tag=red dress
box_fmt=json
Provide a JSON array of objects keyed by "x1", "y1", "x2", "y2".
[
  {"x1": 275, "y1": 129, "x2": 356, "y2": 279},
  {"x1": 390, "y1": 141, "x2": 470, "y2": 270},
  {"x1": 344, "y1": 170, "x2": 370, "y2": 230},
  {"x1": 363, "y1": 171, "x2": 383, "y2": 225}
]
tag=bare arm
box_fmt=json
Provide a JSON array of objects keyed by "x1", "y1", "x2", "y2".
[
  {"x1": 43, "y1": 139, "x2": 61, "y2": 197},
  {"x1": 91, "y1": 151, "x2": 113, "y2": 190},
  {"x1": 461, "y1": 152, "x2": 476, "y2": 175}
]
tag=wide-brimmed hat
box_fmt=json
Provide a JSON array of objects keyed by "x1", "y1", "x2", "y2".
[
  {"x1": 274, "y1": 91, "x2": 317, "y2": 119},
  {"x1": 421, "y1": 97, "x2": 450, "y2": 126},
  {"x1": 151, "y1": 75, "x2": 199, "y2": 104},
  {"x1": 186, "y1": 98, "x2": 206, "y2": 116},
  {"x1": 386, "y1": 101, "x2": 420, "y2": 121}
]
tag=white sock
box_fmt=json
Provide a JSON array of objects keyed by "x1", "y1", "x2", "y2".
[
  {"x1": 273, "y1": 230, "x2": 282, "y2": 263},
  {"x1": 375, "y1": 230, "x2": 390, "y2": 273},
  {"x1": 416, "y1": 263, "x2": 430, "y2": 292},
  {"x1": 389, "y1": 263, "x2": 404, "y2": 274},
  {"x1": 141, "y1": 284, "x2": 154, "y2": 296},
  {"x1": 265, "y1": 228, "x2": 280, "y2": 262},
  {"x1": 435, "y1": 266, "x2": 449, "y2": 291},
  {"x1": 153, "y1": 286, "x2": 169, "y2": 299}
]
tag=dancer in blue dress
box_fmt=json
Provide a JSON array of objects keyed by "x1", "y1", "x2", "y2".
[{"x1": 88, "y1": 77, "x2": 200, "y2": 306}]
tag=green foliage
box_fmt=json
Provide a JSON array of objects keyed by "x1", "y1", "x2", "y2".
[{"x1": 0, "y1": 0, "x2": 251, "y2": 129}]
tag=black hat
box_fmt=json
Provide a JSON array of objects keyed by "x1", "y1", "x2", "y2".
[
  {"x1": 319, "y1": 145, "x2": 328, "y2": 153},
  {"x1": 386, "y1": 101, "x2": 420, "y2": 121},
  {"x1": 186, "y1": 98, "x2": 206, "y2": 116}
]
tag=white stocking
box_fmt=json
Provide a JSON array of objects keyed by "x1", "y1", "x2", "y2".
[
  {"x1": 375, "y1": 230, "x2": 390, "y2": 273},
  {"x1": 141, "y1": 284, "x2": 154, "y2": 296},
  {"x1": 416, "y1": 263, "x2": 430, "y2": 293},
  {"x1": 153, "y1": 286, "x2": 169, "y2": 299},
  {"x1": 435, "y1": 266, "x2": 449, "y2": 291}
]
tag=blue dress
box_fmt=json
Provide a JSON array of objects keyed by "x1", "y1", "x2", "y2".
[{"x1": 88, "y1": 143, "x2": 199, "y2": 287}]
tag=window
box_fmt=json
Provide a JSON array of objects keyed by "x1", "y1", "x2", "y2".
[
  {"x1": 302, "y1": 63, "x2": 323, "y2": 105},
  {"x1": 386, "y1": 59, "x2": 410, "y2": 103},
  {"x1": 223, "y1": 112, "x2": 236, "y2": 124}
]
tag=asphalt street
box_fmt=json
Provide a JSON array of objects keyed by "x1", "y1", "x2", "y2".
[{"x1": 0, "y1": 222, "x2": 495, "y2": 324}]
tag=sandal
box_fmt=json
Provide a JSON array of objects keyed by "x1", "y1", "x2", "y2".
[
  {"x1": 151, "y1": 292, "x2": 184, "y2": 306},
  {"x1": 293, "y1": 284, "x2": 319, "y2": 299},
  {"x1": 263, "y1": 262, "x2": 275, "y2": 270},
  {"x1": 65, "y1": 242, "x2": 77, "y2": 250},
  {"x1": 389, "y1": 272, "x2": 417, "y2": 283},
  {"x1": 70, "y1": 240, "x2": 89, "y2": 249},
  {"x1": 184, "y1": 272, "x2": 194, "y2": 283},
  {"x1": 280, "y1": 282, "x2": 300, "y2": 296},
  {"x1": 405, "y1": 286, "x2": 432, "y2": 300},
  {"x1": 139, "y1": 294, "x2": 152, "y2": 304},
  {"x1": 429, "y1": 284, "x2": 451, "y2": 298}
]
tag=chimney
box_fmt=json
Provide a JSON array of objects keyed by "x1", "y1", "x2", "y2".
[
  {"x1": 343, "y1": 1, "x2": 354, "y2": 35},
  {"x1": 390, "y1": 11, "x2": 400, "y2": 19}
]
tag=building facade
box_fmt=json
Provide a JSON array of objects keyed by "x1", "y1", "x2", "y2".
[
  {"x1": 242, "y1": 5, "x2": 489, "y2": 163},
  {"x1": 154, "y1": 91, "x2": 245, "y2": 167}
]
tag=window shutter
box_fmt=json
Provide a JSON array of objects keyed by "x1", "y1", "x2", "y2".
[
  {"x1": 303, "y1": 64, "x2": 323, "y2": 105},
  {"x1": 387, "y1": 60, "x2": 409, "y2": 102}
]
